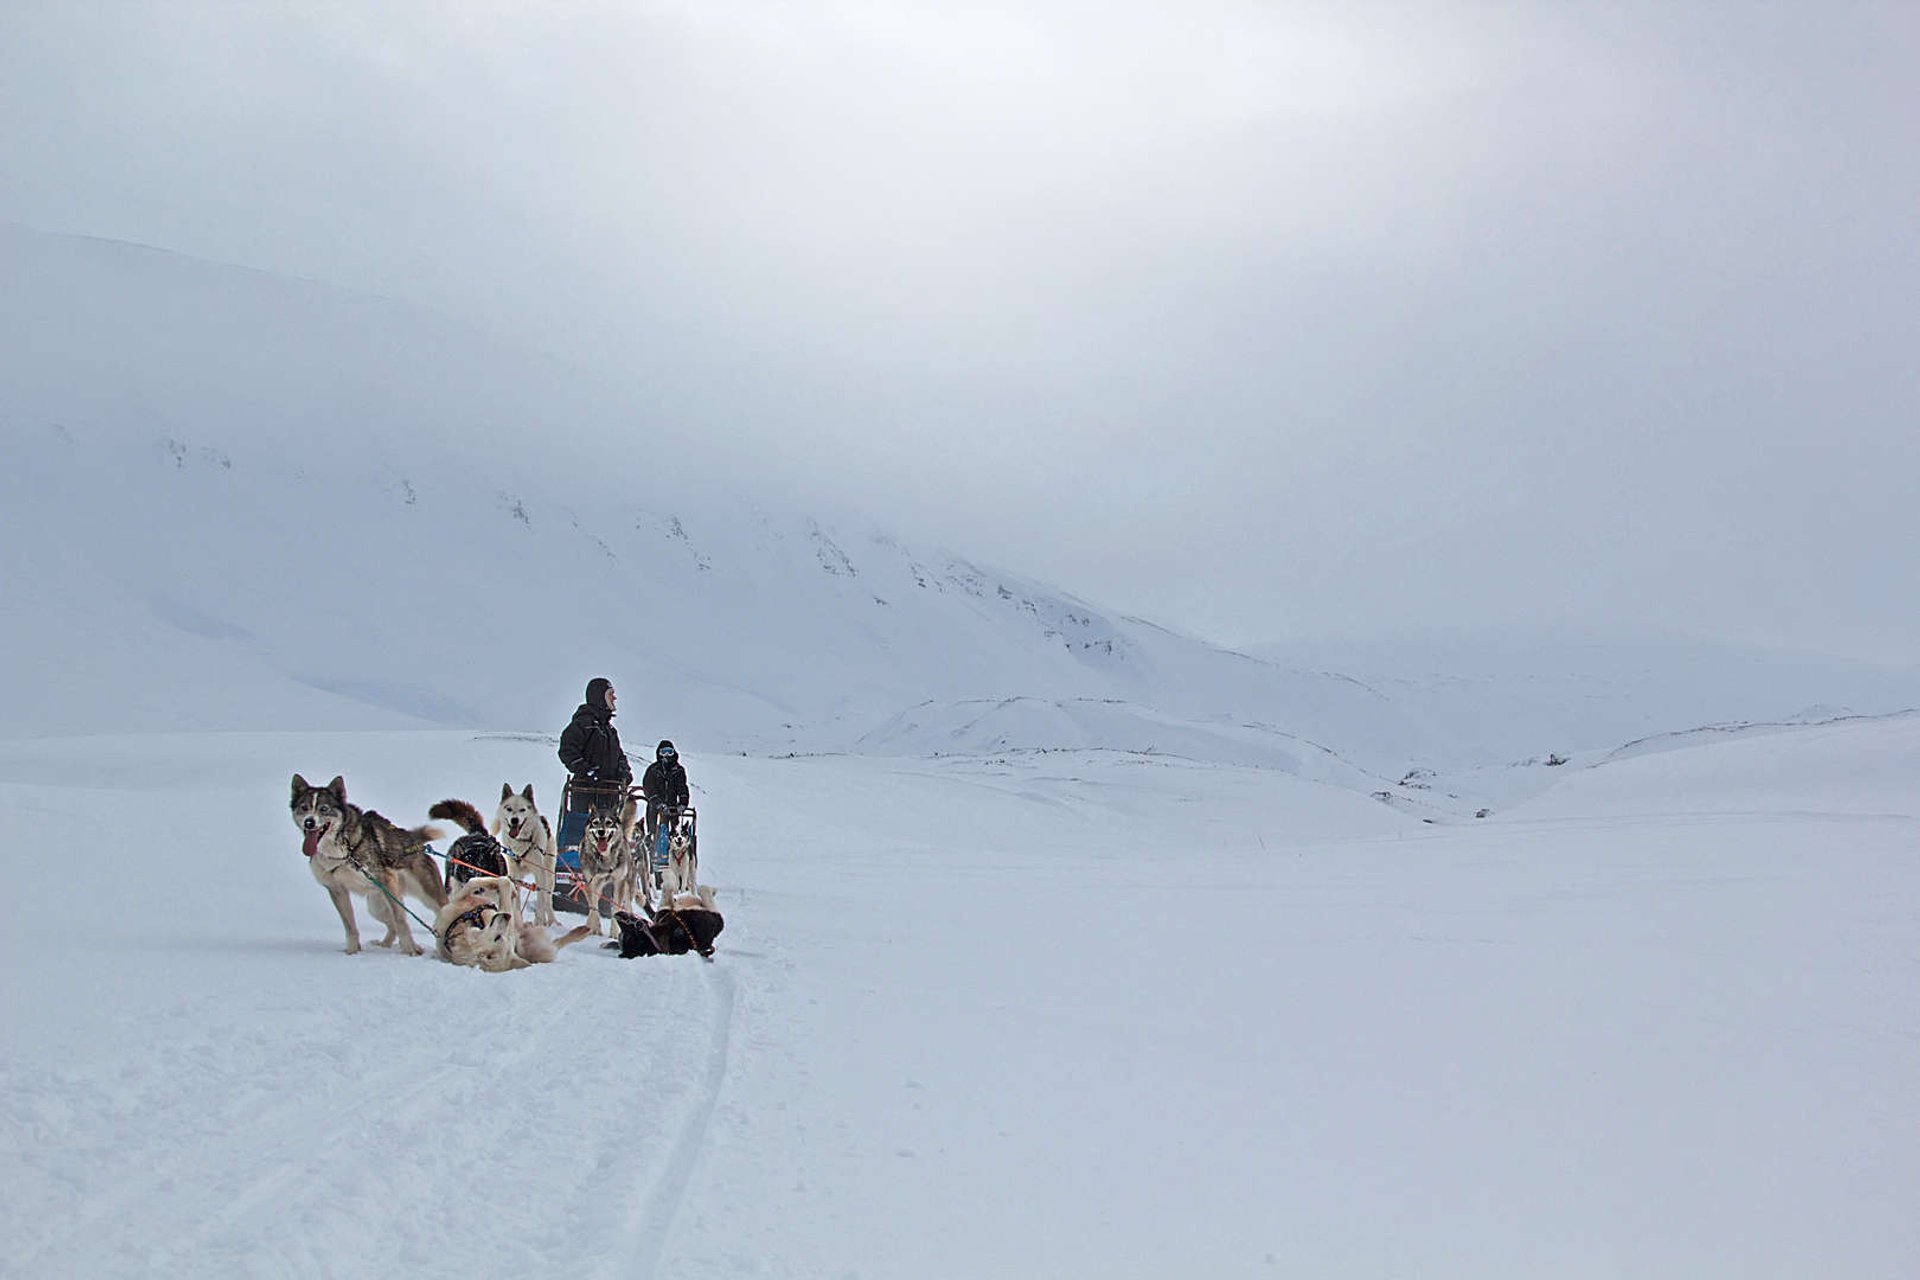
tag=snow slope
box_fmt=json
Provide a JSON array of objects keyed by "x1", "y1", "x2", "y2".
[
  {"x1": 1251, "y1": 628, "x2": 1920, "y2": 767},
  {"x1": 852, "y1": 695, "x2": 1391, "y2": 788},
  {"x1": 3, "y1": 719, "x2": 1917, "y2": 1277},
  {"x1": 1, "y1": 222, "x2": 1440, "y2": 777},
  {"x1": 1512, "y1": 708, "x2": 1920, "y2": 824},
  {"x1": 16, "y1": 223, "x2": 1909, "y2": 786}
]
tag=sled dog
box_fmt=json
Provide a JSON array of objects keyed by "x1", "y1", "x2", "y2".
[
  {"x1": 435, "y1": 876, "x2": 592, "y2": 971},
  {"x1": 290, "y1": 774, "x2": 447, "y2": 956},
  {"x1": 644, "y1": 811, "x2": 699, "y2": 905},
  {"x1": 494, "y1": 783, "x2": 557, "y2": 927},
  {"x1": 429, "y1": 799, "x2": 511, "y2": 891},
  {"x1": 579, "y1": 807, "x2": 635, "y2": 936},
  {"x1": 612, "y1": 887, "x2": 723, "y2": 960}
]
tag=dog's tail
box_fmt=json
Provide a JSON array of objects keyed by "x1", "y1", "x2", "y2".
[
  {"x1": 553, "y1": 924, "x2": 593, "y2": 951},
  {"x1": 429, "y1": 799, "x2": 488, "y2": 835}
]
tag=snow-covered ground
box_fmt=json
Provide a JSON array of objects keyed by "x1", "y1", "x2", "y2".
[
  {"x1": 3, "y1": 718, "x2": 1916, "y2": 1278},
  {"x1": 6, "y1": 221, "x2": 1920, "y2": 1278}
]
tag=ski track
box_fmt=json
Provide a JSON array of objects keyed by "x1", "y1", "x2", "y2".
[
  {"x1": 7, "y1": 966, "x2": 590, "y2": 1277},
  {"x1": 158, "y1": 974, "x2": 598, "y2": 1274},
  {"x1": 591, "y1": 961, "x2": 737, "y2": 1280},
  {"x1": 1, "y1": 932, "x2": 746, "y2": 1279}
]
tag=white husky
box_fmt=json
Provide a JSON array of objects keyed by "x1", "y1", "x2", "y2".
[{"x1": 493, "y1": 783, "x2": 557, "y2": 926}]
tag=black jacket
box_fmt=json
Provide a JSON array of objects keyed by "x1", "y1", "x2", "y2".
[
  {"x1": 558, "y1": 703, "x2": 631, "y2": 784},
  {"x1": 642, "y1": 759, "x2": 689, "y2": 812}
]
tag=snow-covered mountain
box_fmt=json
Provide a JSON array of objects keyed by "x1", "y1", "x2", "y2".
[
  {"x1": 1, "y1": 223, "x2": 1439, "y2": 775},
  {"x1": 10, "y1": 220, "x2": 1919, "y2": 793}
]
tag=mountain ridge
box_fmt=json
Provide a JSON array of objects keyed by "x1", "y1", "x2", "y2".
[
  {"x1": 1, "y1": 221, "x2": 1440, "y2": 772},
  {"x1": 10, "y1": 221, "x2": 1920, "y2": 787}
]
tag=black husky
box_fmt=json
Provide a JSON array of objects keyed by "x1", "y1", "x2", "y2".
[
  {"x1": 429, "y1": 799, "x2": 511, "y2": 891},
  {"x1": 612, "y1": 895, "x2": 724, "y2": 960}
]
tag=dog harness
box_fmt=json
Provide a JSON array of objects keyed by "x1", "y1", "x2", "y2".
[
  {"x1": 447, "y1": 833, "x2": 509, "y2": 882},
  {"x1": 444, "y1": 905, "x2": 491, "y2": 938}
]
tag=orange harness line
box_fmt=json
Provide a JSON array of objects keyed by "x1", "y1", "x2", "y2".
[{"x1": 440, "y1": 852, "x2": 539, "y2": 896}]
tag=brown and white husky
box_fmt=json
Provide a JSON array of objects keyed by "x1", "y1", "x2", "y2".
[{"x1": 289, "y1": 774, "x2": 447, "y2": 956}]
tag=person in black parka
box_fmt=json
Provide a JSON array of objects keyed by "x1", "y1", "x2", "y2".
[
  {"x1": 558, "y1": 677, "x2": 632, "y2": 787},
  {"x1": 641, "y1": 739, "x2": 689, "y2": 835}
]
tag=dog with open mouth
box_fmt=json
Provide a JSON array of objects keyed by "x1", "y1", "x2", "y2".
[
  {"x1": 578, "y1": 806, "x2": 635, "y2": 936},
  {"x1": 643, "y1": 809, "x2": 700, "y2": 908},
  {"x1": 289, "y1": 774, "x2": 447, "y2": 955},
  {"x1": 493, "y1": 783, "x2": 558, "y2": 926}
]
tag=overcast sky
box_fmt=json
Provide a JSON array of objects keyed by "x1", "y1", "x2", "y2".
[{"x1": 4, "y1": 2, "x2": 1917, "y2": 662}]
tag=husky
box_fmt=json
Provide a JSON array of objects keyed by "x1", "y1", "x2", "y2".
[
  {"x1": 579, "y1": 807, "x2": 635, "y2": 936},
  {"x1": 612, "y1": 887, "x2": 723, "y2": 960},
  {"x1": 652, "y1": 813, "x2": 699, "y2": 903},
  {"x1": 435, "y1": 876, "x2": 592, "y2": 971},
  {"x1": 429, "y1": 799, "x2": 511, "y2": 891},
  {"x1": 493, "y1": 784, "x2": 557, "y2": 927},
  {"x1": 290, "y1": 774, "x2": 448, "y2": 956}
]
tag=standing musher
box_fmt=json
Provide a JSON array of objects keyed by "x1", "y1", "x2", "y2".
[
  {"x1": 557, "y1": 677, "x2": 633, "y2": 854},
  {"x1": 641, "y1": 739, "x2": 694, "y2": 900}
]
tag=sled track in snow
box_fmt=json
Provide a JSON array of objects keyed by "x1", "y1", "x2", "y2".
[
  {"x1": 593, "y1": 961, "x2": 738, "y2": 1280},
  {"x1": 158, "y1": 974, "x2": 599, "y2": 1271},
  {"x1": 8, "y1": 961, "x2": 600, "y2": 1277}
]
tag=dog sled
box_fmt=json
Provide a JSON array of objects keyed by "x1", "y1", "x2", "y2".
[
  {"x1": 552, "y1": 781, "x2": 699, "y2": 903},
  {"x1": 550, "y1": 781, "x2": 716, "y2": 955}
]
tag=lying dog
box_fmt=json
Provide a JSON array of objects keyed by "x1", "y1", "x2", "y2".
[
  {"x1": 430, "y1": 799, "x2": 511, "y2": 891},
  {"x1": 435, "y1": 876, "x2": 591, "y2": 971},
  {"x1": 290, "y1": 774, "x2": 447, "y2": 956},
  {"x1": 494, "y1": 783, "x2": 558, "y2": 927},
  {"x1": 612, "y1": 887, "x2": 723, "y2": 960}
]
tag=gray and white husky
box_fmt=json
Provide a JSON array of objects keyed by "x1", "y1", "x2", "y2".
[
  {"x1": 578, "y1": 807, "x2": 635, "y2": 936},
  {"x1": 289, "y1": 774, "x2": 448, "y2": 955},
  {"x1": 493, "y1": 783, "x2": 557, "y2": 927}
]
